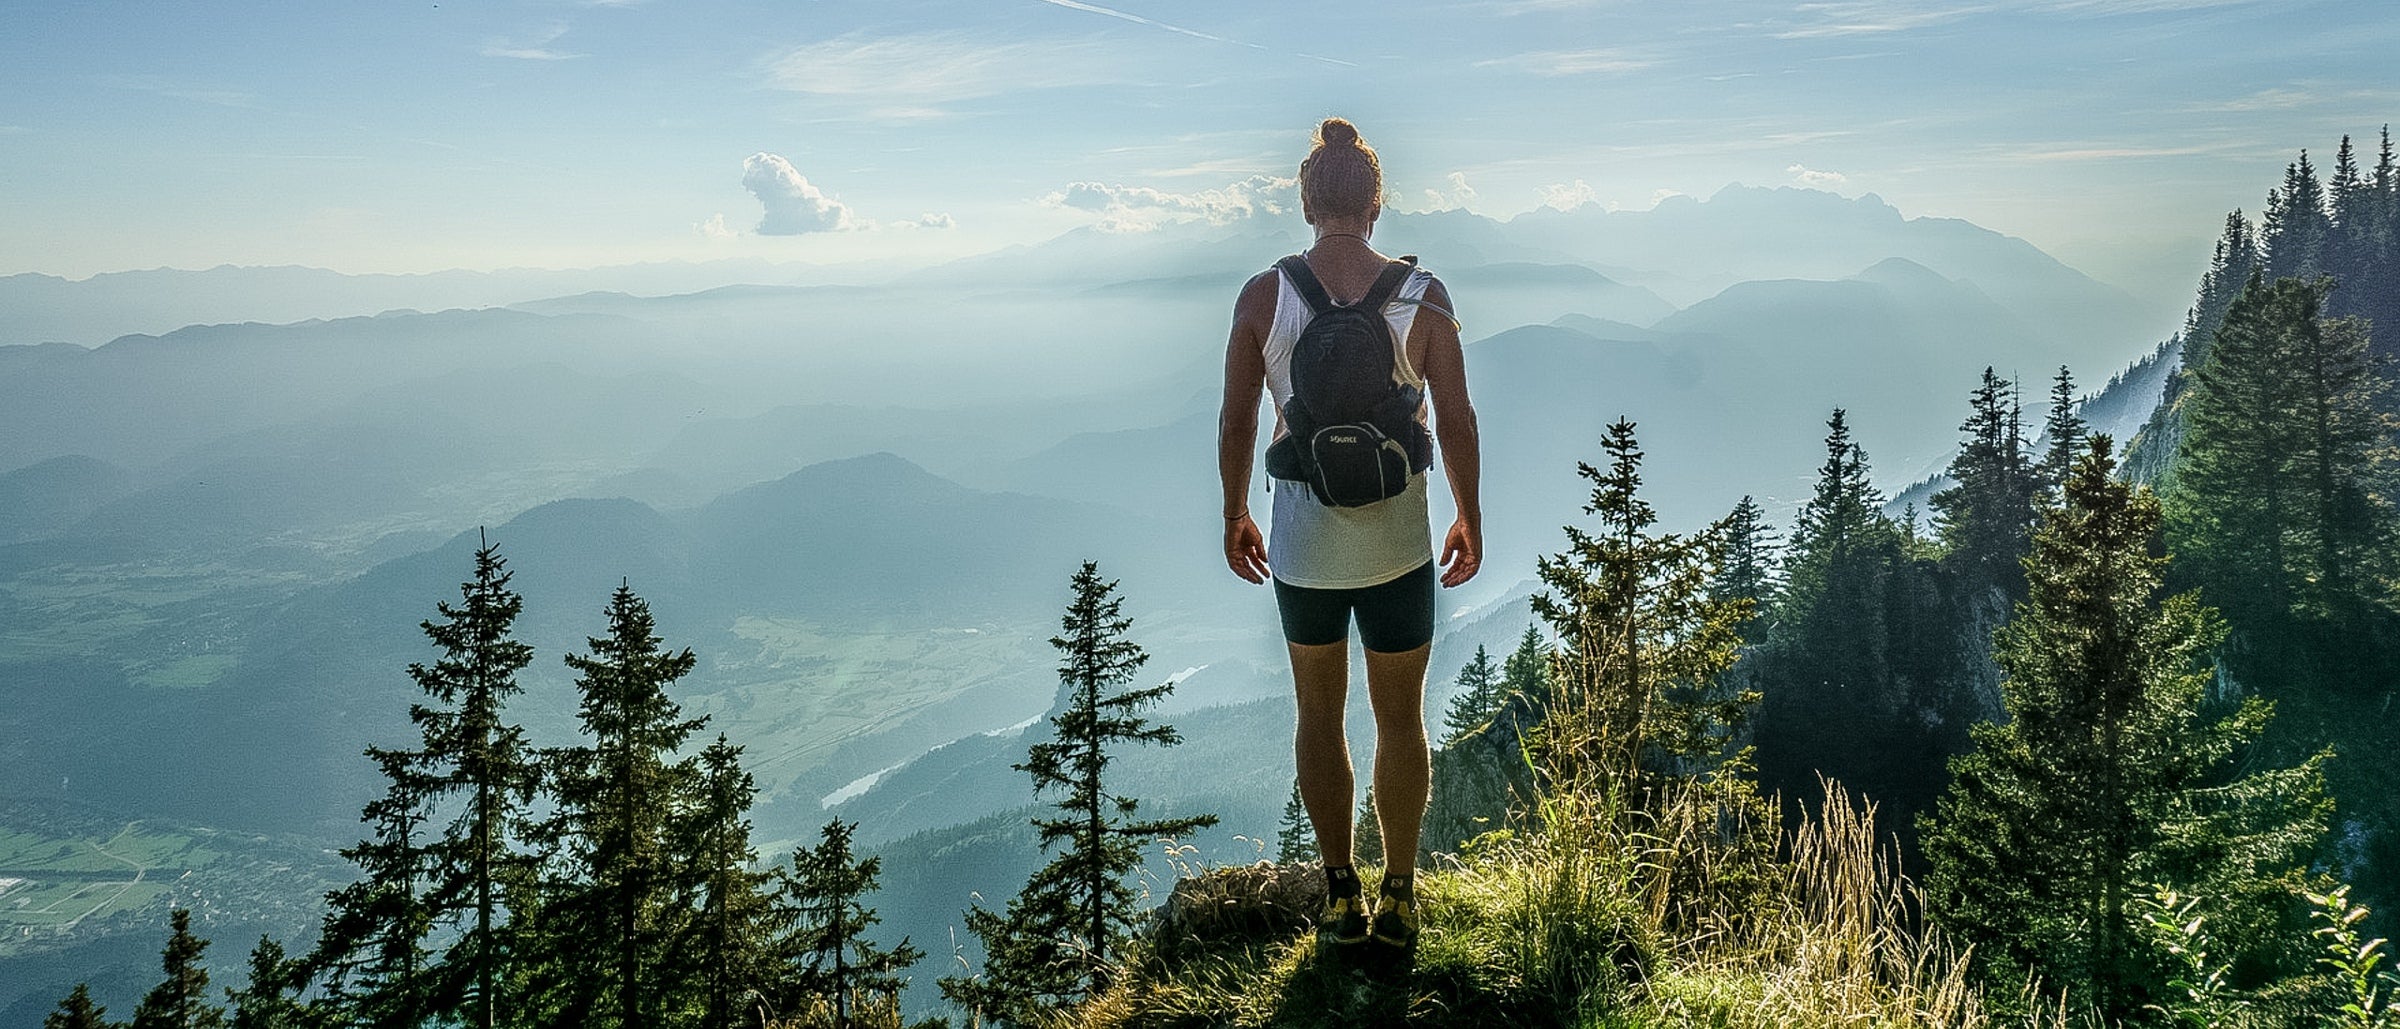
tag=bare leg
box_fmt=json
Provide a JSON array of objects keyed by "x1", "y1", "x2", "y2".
[
  {"x1": 1287, "y1": 640, "x2": 1354, "y2": 865},
  {"x1": 1364, "y1": 643, "x2": 1432, "y2": 877}
]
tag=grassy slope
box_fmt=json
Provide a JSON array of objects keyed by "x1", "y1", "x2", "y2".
[{"x1": 1060, "y1": 785, "x2": 2028, "y2": 1029}]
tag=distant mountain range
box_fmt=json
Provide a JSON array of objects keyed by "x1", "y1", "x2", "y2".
[{"x1": 0, "y1": 183, "x2": 2193, "y2": 1029}]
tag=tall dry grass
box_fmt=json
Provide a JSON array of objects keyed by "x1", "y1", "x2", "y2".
[{"x1": 1630, "y1": 777, "x2": 2072, "y2": 1029}]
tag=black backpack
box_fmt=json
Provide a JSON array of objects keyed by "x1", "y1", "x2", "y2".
[{"x1": 1263, "y1": 254, "x2": 1434, "y2": 507}]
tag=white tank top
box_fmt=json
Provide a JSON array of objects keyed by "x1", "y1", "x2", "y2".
[{"x1": 1264, "y1": 260, "x2": 1437, "y2": 589}]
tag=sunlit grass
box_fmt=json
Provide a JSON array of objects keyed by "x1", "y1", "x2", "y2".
[{"x1": 1071, "y1": 780, "x2": 2057, "y2": 1029}]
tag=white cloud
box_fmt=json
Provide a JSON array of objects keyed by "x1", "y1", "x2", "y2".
[
  {"x1": 2182, "y1": 87, "x2": 2314, "y2": 112},
  {"x1": 898, "y1": 213, "x2": 956, "y2": 230},
  {"x1": 1999, "y1": 141, "x2": 2259, "y2": 163},
  {"x1": 742, "y1": 153, "x2": 856, "y2": 235},
  {"x1": 1772, "y1": 2, "x2": 1987, "y2": 38},
  {"x1": 1476, "y1": 47, "x2": 1659, "y2": 76},
  {"x1": 482, "y1": 23, "x2": 582, "y2": 60},
  {"x1": 1538, "y1": 179, "x2": 1601, "y2": 210},
  {"x1": 1787, "y1": 163, "x2": 1848, "y2": 185},
  {"x1": 1044, "y1": 175, "x2": 1296, "y2": 231},
  {"x1": 1421, "y1": 172, "x2": 1479, "y2": 211},
  {"x1": 698, "y1": 213, "x2": 736, "y2": 239},
  {"x1": 764, "y1": 32, "x2": 1115, "y2": 113}
]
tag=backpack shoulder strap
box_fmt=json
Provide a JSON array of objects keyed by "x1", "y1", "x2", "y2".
[
  {"x1": 1358, "y1": 256, "x2": 1419, "y2": 311},
  {"x1": 1275, "y1": 255, "x2": 1335, "y2": 315}
]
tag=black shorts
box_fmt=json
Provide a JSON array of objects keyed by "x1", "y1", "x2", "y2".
[{"x1": 1273, "y1": 561, "x2": 1436, "y2": 652}]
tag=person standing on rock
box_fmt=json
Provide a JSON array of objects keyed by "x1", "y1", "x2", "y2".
[{"x1": 1216, "y1": 117, "x2": 1482, "y2": 954}]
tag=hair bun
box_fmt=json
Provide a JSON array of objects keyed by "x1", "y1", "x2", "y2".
[{"x1": 1318, "y1": 118, "x2": 1360, "y2": 148}]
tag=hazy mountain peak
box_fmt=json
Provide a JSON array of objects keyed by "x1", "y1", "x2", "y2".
[{"x1": 1848, "y1": 256, "x2": 1954, "y2": 289}]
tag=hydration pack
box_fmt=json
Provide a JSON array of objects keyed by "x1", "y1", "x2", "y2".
[{"x1": 1263, "y1": 254, "x2": 1434, "y2": 507}]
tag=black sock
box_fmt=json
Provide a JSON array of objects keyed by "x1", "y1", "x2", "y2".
[
  {"x1": 1379, "y1": 872, "x2": 1414, "y2": 900},
  {"x1": 1325, "y1": 863, "x2": 1361, "y2": 898}
]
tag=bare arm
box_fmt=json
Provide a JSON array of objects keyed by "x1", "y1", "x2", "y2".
[
  {"x1": 1219, "y1": 272, "x2": 1277, "y2": 584},
  {"x1": 1415, "y1": 278, "x2": 1482, "y2": 587}
]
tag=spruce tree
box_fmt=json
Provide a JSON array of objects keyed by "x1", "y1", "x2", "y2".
[
  {"x1": 685, "y1": 734, "x2": 776, "y2": 1029},
  {"x1": 2329, "y1": 134, "x2": 2370, "y2": 320},
  {"x1": 46, "y1": 984, "x2": 108, "y2": 1029},
  {"x1": 532, "y1": 583, "x2": 707, "y2": 1029},
  {"x1": 2189, "y1": 211, "x2": 2265, "y2": 371},
  {"x1": 132, "y1": 908, "x2": 225, "y2": 1029},
  {"x1": 1761, "y1": 411, "x2": 1900, "y2": 763},
  {"x1": 940, "y1": 562, "x2": 1217, "y2": 1026},
  {"x1": 2127, "y1": 211, "x2": 2260, "y2": 483},
  {"x1": 1530, "y1": 418, "x2": 1758, "y2": 796},
  {"x1": 1353, "y1": 786, "x2": 1384, "y2": 867},
  {"x1": 1275, "y1": 783, "x2": 1317, "y2": 864},
  {"x1": 1498, "y1": 622, "x2": 1552, "y2": 708},
  {"x1": 224, "y1": 937, "x2": 305, "y2": 1029},
  {"x1": 1921, "y1": 436, "x2": 2331, "y2": 1021},
  {"x1": 400, "y1": 534, "x2": 540, "y2": 1029},
  {"x1": 307, "y1": 747, "x2": 435, "y2": 1029},
  {"x1": 2035, "y1": 365, "x2": 2086, "y2": 507},
  {"x1": 776, "y1": 820, "x2": 923, "y2": 1029},
  {"x1": 2368, "y1": 126, "x2": 2400, "y2": 355},
  {"x1": 1440, "y1": 645, "x2": 1502, "y2": 746},
  {"x1": 2163, "y1": 273, "x2": 2395, "y2": 637},
  {"x1": 2264, "y1": 151, "x2": 2331, "y2": 282},
  {"x1": 1710, "y1": 495, "x2": 1780, "y2": 636},
  {"x1": 1932, "y1": 367, "x2": 2037, "y2": 603},
  {"x1": 1527, "y1": 418, "x2": 1772, "y2": 932}
]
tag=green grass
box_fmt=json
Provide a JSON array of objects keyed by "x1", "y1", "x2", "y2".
[
  {"x1": 0, "y1": 820, "x2": 226, "y2": 954},
  {"x1": 1063, "y1": 783, "x2": 2052, "y2": 1029},
  {"x1": 706, "y1": 616, "x2": 1048, "y2": 778}
]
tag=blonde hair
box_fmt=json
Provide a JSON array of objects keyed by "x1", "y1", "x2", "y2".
[{"x1": 1298, "y1": 117, "x2": 1381, "y2": 220}]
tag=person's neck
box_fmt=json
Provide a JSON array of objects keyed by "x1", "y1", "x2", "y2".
[{"x1": 1310, "y1": 226, "x2": 1374, "y2": 250}]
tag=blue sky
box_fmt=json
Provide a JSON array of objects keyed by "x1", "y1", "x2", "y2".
[{"x1": 2, "y1": 0, "x2": 2391, "y2": 299}]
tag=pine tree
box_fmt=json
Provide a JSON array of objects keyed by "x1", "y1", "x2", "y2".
[
  {"x1": 685, "y1": 734, "x2": 776, "y2": 1029},
  {"x1": 1526, "y1": 418, "x2": 1774, "y2": 932},
  {"x1": 45, "y1": 984, "x2": 108, "y2": 1029},
  {"x1": 307, "y1": 747, "x2": 434, "y2": 1029},
  {"x1": 2366, "y1": 126, "x2": 2400, "y2": 358},
  {"x1": 1932, "y1": 367, "x2": 2037, "y2": 603},
  {"x1": 224, "y1": 937, "x2": 305, "y2": 1029},
  {"x1": 400, "y1": 534, "x2": 540, "y2": 1029},
  {"x1": 2129, "y1": 211, "x2": 2265, "y2": 483},
  {"x1": 1764, "y1": 410, "x2": 1901, "y2": 730},
  {"x1": 531, "y1": 583, "x2": 707, "y2": 1029},
  {"x1": 1353, "y1": 786, "x2": 1384, "y2": 867},
  {"x1": 132, "y1": 908, "x2": 225, "y2": 1029},
  {"x1": 2035, "y1": 366, "x2": 2086, "y2": 507},
  {"x1": 2264, "y1": 151, "x2": 2332, "y2": 282},
  {"x1": 940, "y1": 562, "x2": 1218, "y2": 1026},
  {"x1": 1530, "y1": 418, "x2": 1758, "y2": 797},
  {"x1": 1499, "y1": 622, "x2": 1552, "y2": 708},
  {"x1": 1440, "y1": 645, "x2": 1502, "y2": 747},
  {"x1": 2329, "y1": 135, "x2": 2371, "y2": 321},
  {"x1": 1275, "y1": 783, "x2": 1317, "y2": 864},
  {"x1": 2163, "y1": 273, "x2": 2395, "y2": 637},
  {"x1": 1709, "y1": 495, "x2": 1780, "y2": 636},
  {"x1": 776, "y1": 820, "x2": 923, "y2": 1029},
  {"x1": 2188, "y1": 212, "x2": 2266, "y2": 370},
  {"x1": 1921, "y1": 436, "x2": 2331, "y2": 1021},
  {"x1": 1758, "y1": 410, "x2": 1968, "y2": 848}
]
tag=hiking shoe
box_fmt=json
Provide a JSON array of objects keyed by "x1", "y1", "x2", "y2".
[
  {"x1": 1370, "y1": 889, "x2": 1419, "y2": 949},
  {"x1": 1319, "y1": 891, "x2": 1372, "y2": 945}
]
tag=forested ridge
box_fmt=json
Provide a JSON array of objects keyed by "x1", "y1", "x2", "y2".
[{"x1": 52, "y1": 129, "x2": 2400, "y2": 1028}]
